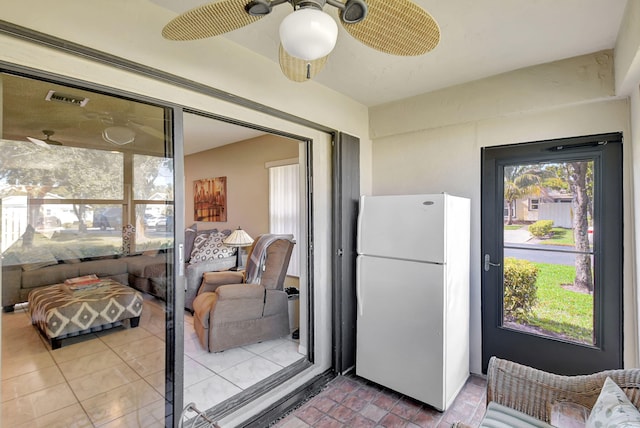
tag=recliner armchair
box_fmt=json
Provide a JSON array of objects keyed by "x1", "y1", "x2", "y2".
[{"x1": 192, "y1": 234, "x2": 295, "y2": 352}]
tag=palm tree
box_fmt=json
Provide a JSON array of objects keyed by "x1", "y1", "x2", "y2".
[{"x1": 504, "y1": 165, "x2": 543, "y2": 225}]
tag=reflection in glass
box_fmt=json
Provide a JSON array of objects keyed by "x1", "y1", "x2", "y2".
[
  {"x1": 133, "y1": 154, "x2": 174, "y2": 253},
  {"x1": 1, "y1": 72, "x2": 174, "y2": 425},
  {"x1": 502, "y1": 160, "x2": 595, "y2": 345},
  {"x1": 0, "y1": 139, "x2": 125, "y2": 257},
  {"x1": 133, "y1": 154, "x2": 174, "y2": 200}
]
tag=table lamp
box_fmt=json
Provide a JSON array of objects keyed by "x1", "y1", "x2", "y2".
[{"x1": 224, "y1": 227, "x2": 254, "y2": 271}]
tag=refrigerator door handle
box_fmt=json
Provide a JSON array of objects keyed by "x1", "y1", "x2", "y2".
[
  {"x1": 356, "y1": 278, "x2": 363, "y2": 317},
  {"x1": 484, "y1": 254, "x2": 501, "y2": 272},
  {"x1": 356, "y1": 263, "x2": 363, "y2": 317}
]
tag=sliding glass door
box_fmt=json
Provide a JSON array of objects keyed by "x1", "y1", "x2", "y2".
[
  {"x1": 0, "y1": 68, "x2": 316, "y2": 427},
  {"x1": 0, "y1": 71, "x2": 177, "y2": 426}
]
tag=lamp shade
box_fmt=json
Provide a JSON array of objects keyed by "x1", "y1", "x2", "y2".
[
  {"x1": 224, "y1": 227, "x2": 254, "y2": 247},
  {"x1": 279, "y1": 8, "x2": 338, "y2": 61}
]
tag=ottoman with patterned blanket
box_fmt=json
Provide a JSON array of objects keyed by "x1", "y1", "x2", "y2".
[{"x1": 28, "y1": 279, "x2": 143, "y2": 349}]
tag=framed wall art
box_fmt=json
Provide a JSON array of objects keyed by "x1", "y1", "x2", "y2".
[{"x1": 194, "y1": 176, "x2": 227, "y2": 222}]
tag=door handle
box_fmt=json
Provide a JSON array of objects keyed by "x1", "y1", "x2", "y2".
[
  {"x1": 484, "y1": 254, "x2": 501, "y2": 272},
  {"x1": 178, "y1": 244, "x2": 185, "y2": 277}
]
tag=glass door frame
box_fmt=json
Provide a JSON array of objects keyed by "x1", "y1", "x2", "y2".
[
  {"x1": 0, "y1": 63, "x2": 186, "y2": 425},
  {"x1": 481, "y1": 133, "x2": 623, "y2": 375}
]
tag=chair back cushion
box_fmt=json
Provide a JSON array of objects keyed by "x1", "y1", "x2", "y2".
[
  {"x1": 481, "y1": 402, "x2": 553, "y2": 428},
  {"x1": 262, "y1": 239, "x2": 295, "y2": 290},
  {"x1": 245, "y1": 234, "x2": 294, "y2": 289}
]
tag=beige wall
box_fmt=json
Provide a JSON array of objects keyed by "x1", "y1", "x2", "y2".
[
  {"x1": 615, "y1": 0, "x2": 640, "y2": 96},
  {"x1": 370, "y1": 51, "x2": 634, "y2": 374},
  {"x1": 184, "y1": 134, "x2": 299, "y2": 239},
  {"x1": 616, "y1": 0, "x2": 640, "y2": 372}
]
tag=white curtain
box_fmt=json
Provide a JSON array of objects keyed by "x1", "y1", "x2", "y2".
[{"x1": 269, "y1": 163, "x2": 300, "y2": 277}]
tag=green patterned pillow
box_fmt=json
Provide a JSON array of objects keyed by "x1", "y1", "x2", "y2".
[{"x1": 586, "y1": 377, "x2": 640, "y2": 427}]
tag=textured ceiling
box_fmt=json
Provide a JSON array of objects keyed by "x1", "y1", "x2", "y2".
[
  {"x1": 0, "y1": 0, "x2": 629, "y2": 152},
  {"x1": 0, "y1": 74, "x2": 266, "y2": 155},
  {"x1": 151, "y1": 0, "x2": 628, "y2": 106}
]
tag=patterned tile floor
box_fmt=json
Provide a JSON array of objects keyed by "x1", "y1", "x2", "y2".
[
  {"x1": 272, "y1": 373, "x2": 487, "y2": 428},
  {"x1": 2, "y1": 295, "x2": 304, "y2": 427}
]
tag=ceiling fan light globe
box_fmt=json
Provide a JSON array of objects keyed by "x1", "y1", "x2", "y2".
[{"x1": 279, "y1": 8, "x2": 338, "y2": 61}]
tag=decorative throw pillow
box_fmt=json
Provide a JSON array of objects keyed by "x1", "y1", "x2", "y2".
[
  {"x1": 189, "y1": 229, "x2": 219, "y2": 257},
  {"x1": 586, "y1": 377, "x2": 640, "y2": 428},
  {"x1": 190, "y1": 232, "x2": 211, "y2": 256},
  {"x1": 121, "y1": 224, "x2": 136, "y2": 255},
  {"x1": 189, "y1": 231, "x2": 236, "y2": 264},
  {"x1": 17, "y1": 246, "x2": 59, "y2": 271},
  {"x1": 184, "y1": 223, "x2": 198, "y2": 263}
]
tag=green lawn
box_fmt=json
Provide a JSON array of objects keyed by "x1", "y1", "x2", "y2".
[
  {"x1": 504, "y1": 225, "x2": 522, "y2": 231},
  {"x1": 517, "y1": 262, "x2": 593, "y2": 344},
  {"x1": 538, "y1": 227, "x2": 575, "y2": 246}
]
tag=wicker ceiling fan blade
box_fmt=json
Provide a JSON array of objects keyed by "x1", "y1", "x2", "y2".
[
  {"x1": 162, "y1": 0, "x2": 262, "y2": 41},
  {"x1": 279, "y1": 45, "x2": 328, "y2": 82},
  {"x1": 27, "y1": 130, "x2": 63, "y2": 147},
  {"x1": 341, "y1": 0, "x2": 440, "y2": 56}
]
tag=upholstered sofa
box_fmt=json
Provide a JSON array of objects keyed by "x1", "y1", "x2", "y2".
[
  {"x1": 1, "y1": 224, "x2": 235, "y2": 312},
  {"x1": 1, "y1": 252, "x2": 166, "y2": 312},
  {"x1": 453, "y1": 356, "x2": 640, "y2": 428}
]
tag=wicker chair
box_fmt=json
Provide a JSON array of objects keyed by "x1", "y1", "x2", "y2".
[{"x1": 453, "y1": 356, "x2": 640, "y2": 428}]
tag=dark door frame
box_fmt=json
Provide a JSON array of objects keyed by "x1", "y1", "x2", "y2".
[
  {"x1": 332, "y1": 132, "x2": 360, "y2": 375},
  {"x1": 481, "y1": 132, "x2": 623, "y2": 375}
]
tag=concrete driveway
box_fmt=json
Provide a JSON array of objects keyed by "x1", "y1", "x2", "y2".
[{"x1": 504, "y1": 228, "x2": 532, "y2": 244}]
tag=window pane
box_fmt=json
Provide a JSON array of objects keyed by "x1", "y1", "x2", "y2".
[
  {"x1": 269, "y1": 164, "x2": 300, "y2": 276},
  {"x1": 134, "y1": 203, "x2": 174, "y2": 253},
  {"x1": 502, "y1": 161, "x2": 594, "y2": 345},
  {"x1": 2, "y1": 202, "x2": 124, "y2": 266},
  {"x1": 1, "y1": 72, "x2": 175, "y2": 424},
  {"x1": 133, "y1": 154, "x2": 174, "y2": 201},
  {"x1": 0, "y1": 139, "x2": 123, "y2": 200}
]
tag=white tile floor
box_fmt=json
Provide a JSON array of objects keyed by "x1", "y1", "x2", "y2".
[{"x1": 1, "y1": 294, "x2": 304, "y2": 427}]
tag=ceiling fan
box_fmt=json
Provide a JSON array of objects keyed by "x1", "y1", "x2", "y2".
[
  {"x1": 161, "y1": 0, "x2": 440, "y2": 82},
  {"x1": 26, "y1": 130, "x2": 63, "y2": 148}
]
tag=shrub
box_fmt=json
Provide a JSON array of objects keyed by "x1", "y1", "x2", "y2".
[
  {"x1": 529, "y1": 220, "x2": 554, "y2": 238},
  {"x1": 503, "y1": 257, "x2": 539, "y2": 322}
]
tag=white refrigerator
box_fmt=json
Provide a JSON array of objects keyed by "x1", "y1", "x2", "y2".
[{"x1": 356, "y1": 193, "x2": 470, "y2": 411}]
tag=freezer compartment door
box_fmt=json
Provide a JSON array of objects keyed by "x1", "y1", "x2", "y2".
[
  {"x1": 356, "y1": 255, "x2": 445, "y2": 409},
  {"x1": 357, "y1": 194, "x2": 445, "y2": 263}
]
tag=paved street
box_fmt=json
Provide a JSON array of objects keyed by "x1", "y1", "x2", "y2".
[
  {"x1": 503, "y1": 228, "x2": 592, "y2": 265},
  {"x1": 504, "y1": 245, "x2": 582, "y2": 265}
]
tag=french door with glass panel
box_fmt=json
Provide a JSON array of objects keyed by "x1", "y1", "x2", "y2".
[{"x1": 481, "y1": 133, "x2": 622, "y2": 375}]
